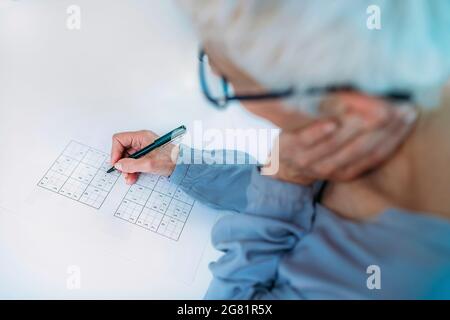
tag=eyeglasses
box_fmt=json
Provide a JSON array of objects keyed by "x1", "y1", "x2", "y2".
[
  {"x1": 198, "y1": 49, "x2": 295, "y2": 109},
  {"x1": 198, "y1": 49, "x2": 411, "y2": 110}
]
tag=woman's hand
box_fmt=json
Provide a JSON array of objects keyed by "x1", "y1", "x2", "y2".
[
  {"x1": 110, "y1": 130, "x2": 179, "y2": 185},
  {"x1": 263, "y1": 92, "x2": 418, "y2": 184}
]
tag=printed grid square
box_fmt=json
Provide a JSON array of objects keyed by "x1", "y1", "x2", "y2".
[
  {"x1": 154, "y1": 177, "x2": 178, "y2": 196},
  {"x1": 70, "y1": 163, "x2": 98, "y2": 184},
  {"x1": 50, "y1": 155, "x2": 79, "y2": 176},
  {"x1": 63, "y1": 141, "x2": 90, "y2": 161},
  {"x1": 114, "y1": 199, "x2": 143, "y2": 223},
  {"x1": 145, "y1": 191, "x2": 171, "y2": 214},
  {"x1": 82, "y1": 149, "x2": 107, "y2": 168},
  {"x1": 38, "y1": 141, "x2": 120, "y2": 210},
  {"x1": 79, "y1": 186, "x2": 108, "y2": 209},
  {"x1": 39, "y1": 170, "x2": 68, "y2": 192},
  {"x1": 136, "y1": 173, "x2": 159, "y2": 189},
  {"x1": 157, "y1": 216, "x2": 184, "y2": 240},
  {"x1": 136, "y1": 207, "x2": 164, "y2": 232},
  {"x1": 112, "y1": 164, "x2": 195, "y2": 240},
  {"x1": 125, "y1": 184, "x2": 152, "y2": 206},
  {"x1": 165, "y1": 199, "x2": 191, "y2": 223},
  {"x1": 91, "y1": 171, "x2": 119, "y2": 192},
  {"x1": 174, "y1": 187, "x2": 195, "y2": 205},
  {"x1": 100, "y1": 161, "x2": 120, "y2": 176},
  {"x1": 59, "y1": 178, "x2": 88, "y2": 200}
]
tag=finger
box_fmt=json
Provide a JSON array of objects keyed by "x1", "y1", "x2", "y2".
[
  {"x1": 333, "y1": 115, "x2": 412, "y2": 180},
  {"x1": 293, "y1": 115, "x2": 365, "y2": 169},
  {"x1": 312, "y1": 130, "x2": 384, "y2": 177},
  {"x1": 114, "y1": 157, "x2": 152, "y2": 174},
  {"x1": 276, "y1": 122, "x2": 336, "y2": 171},
  {"x1": 332, "y1": 104, "x2": 417, "y2": 180},
  {"x1": 124, "y1": 147, "x2": 139, "y2": 157},
  {"x1": 335, "y1": 92, "x2": 395, "y2": 129},
  {"x1": 125, "y1": 172, "x2": 139, "y2": 185},
  {"x1": 111, "y1": 130, "x2": 159, "y2": 165},
  {"x1": 313, "y1": 110, "x2": 404, "y2": 178},
  {"x1": 290, "y1": 121, "x2": 338, "y2": 148},
  {"x1": 111, "y1": 132, "x2": 135, "y2": 165},
  {"x1": 333, "y1": 140, "x2": 394, "y2": 181},
  {"x1": 282, "y1": 121, "x2": 337, "y2": 177},
  {"x1": 122, "y1": 172, "x2": 131, "y2": 185},
  {"x1": 271, "y1": 161, "x2": 316, "y2": 185},
  {"x1": 129, "y1": 173, "x2": 139, "y2": 184}
]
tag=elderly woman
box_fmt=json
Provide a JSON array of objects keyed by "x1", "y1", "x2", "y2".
[{"x1": 111, "y1": 1, "x2": 450, "y2": 299}]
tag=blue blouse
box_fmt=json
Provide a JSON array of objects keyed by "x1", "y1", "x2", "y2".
[{"x1": 170, "y1": 147, "x2": 450, "y2": 299}]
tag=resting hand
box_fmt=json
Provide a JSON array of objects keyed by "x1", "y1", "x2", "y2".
[
  {"x1": 110, "y1": 130, "x2": 179, "y2": 185},
  {"x1": 264, "y1": 92, "x2": 418, "y2": 184}
]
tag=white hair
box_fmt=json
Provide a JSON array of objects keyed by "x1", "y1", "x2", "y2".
[{"x1": 177, "y1": 0, "x2": 450, "y2": 111}]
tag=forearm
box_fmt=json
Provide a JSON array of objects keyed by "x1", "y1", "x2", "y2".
[
  {"x1": 170, "y1": 145, "x2": 314, "y2": 219},
  {"x1": 169, "y1": 146, "x2": 316, "y2": 300},
  {"x1": 204, "y1": 213, "x2": 306, "y2": 300}
]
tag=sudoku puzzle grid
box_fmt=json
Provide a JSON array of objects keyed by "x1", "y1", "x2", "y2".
[
  {"x1": 38, "y1": 141, "x2": 120, "y2": 209},
  {"x1": 114, "y1": 172, "x2": 194, "y2": 241}
]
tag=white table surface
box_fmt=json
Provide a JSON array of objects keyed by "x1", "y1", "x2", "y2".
[{"x1": 0, "y1": 0, "x2": 276, "y2": 299}]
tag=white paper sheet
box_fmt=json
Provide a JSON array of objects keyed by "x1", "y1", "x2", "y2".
[
  {"x1": 2, "y1": 138, "x2": 218, "y2": 286},
  {"x1": 0, "y1": 204, "x2": 222, "y2": 299},
  {"x1": 0, "y1": 0, "x2": 273, "y2": 298}
]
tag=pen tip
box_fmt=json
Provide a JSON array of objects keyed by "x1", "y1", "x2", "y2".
[{"x1": 107, "y1": 167, "x2": 115, "y2": 173}]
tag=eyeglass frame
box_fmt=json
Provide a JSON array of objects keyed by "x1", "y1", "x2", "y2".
[
  {"x1": 198, "y1": 49, "x2": 295, "y2": 109},
  {"x1": 198, "y1": 48, "x2": 411, "y2": 109}
]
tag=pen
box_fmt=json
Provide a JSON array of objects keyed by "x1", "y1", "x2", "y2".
[{"x1": 107, "y1": 125, "x2": 187, "y2": 174}]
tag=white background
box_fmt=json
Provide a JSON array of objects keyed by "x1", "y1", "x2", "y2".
[{"x1": 0, "y1": 0, "x2": 275, "y2": 298}]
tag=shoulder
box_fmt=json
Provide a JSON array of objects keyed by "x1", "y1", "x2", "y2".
[{"x1": 279, "y1": 206, "x2": 450, "y2": 299}]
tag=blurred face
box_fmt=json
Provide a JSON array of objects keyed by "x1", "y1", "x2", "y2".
[
  {"x1": 203, "y1": 43, "x2": 314, "y2": 131},
  {"x1": 202, "y1": 44, "x2": 421, "y2": 192}
]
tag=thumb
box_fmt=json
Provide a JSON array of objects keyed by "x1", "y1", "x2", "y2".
[
  {"x1": 114, "y1": 158, "x2": 151, "y2": 174},
  {"x1": 337, "y1": 92, "x2": 393, "y2": 128}
]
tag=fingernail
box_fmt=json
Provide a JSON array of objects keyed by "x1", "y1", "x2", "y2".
[
  {"x1": 323, "y1": 122, "x2": 337, "y2": 133},
  {"x1": 398, "y1": 104, "x2": 418, "y2": 124},
  {"x1": 404, "y1": 110, "x2": 417, "y2": 124},
  {"x1": 115, "y1": 163, "x2": 122, "y2": 171}
]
